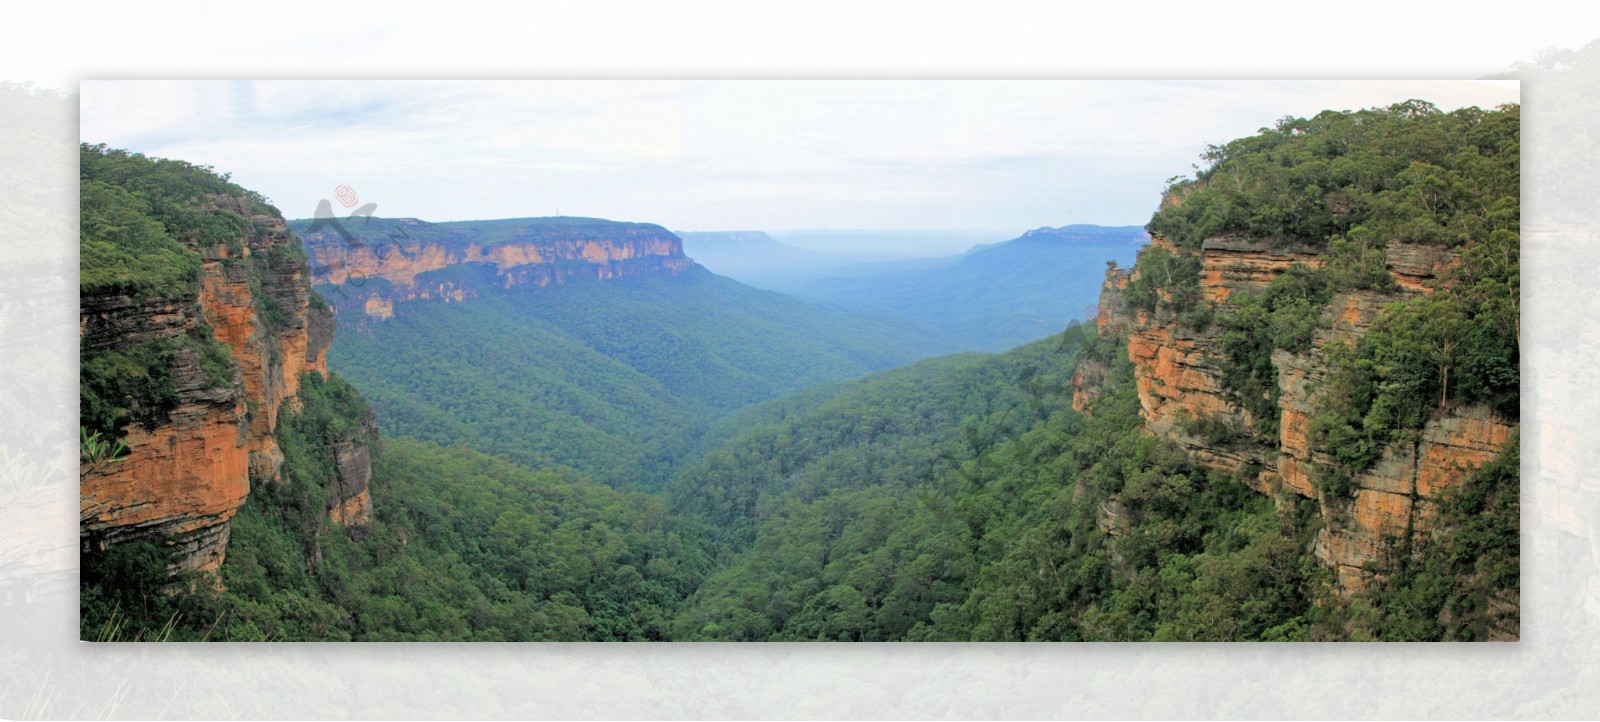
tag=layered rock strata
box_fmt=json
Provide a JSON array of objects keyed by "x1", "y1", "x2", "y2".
[
  {"x1": 1081, "y1": 234, "x2": 1515, "y2": 593},
  {"x1": 81, "y1": 195, "x2": 370, "y2": 574},
  {"x1": 299, "y1": 217, "x2": 694, "y2": 320}
]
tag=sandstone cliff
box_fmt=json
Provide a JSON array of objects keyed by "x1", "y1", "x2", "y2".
[
  {"x1": 295, "y1": 216, "x2": 694, "y2": 321},
  {"x1": 1081, "y1": 234, "x2": 1517, "y2": 594},
  {"x1": 81, "y1": 191, "x2": 372, "y2": 574}
]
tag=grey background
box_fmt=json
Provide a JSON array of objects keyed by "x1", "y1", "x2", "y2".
[{"x1": 0, "y1": 11, "x2": 1596, "y2": 720}]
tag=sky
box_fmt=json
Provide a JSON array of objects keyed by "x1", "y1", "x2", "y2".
[{"x1": 80, "y1": 80, "x2": 1519, "y2": 242}]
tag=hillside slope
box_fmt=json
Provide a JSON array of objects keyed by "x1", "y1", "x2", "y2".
[{"x1": 326, "y1": 266, "x2": 958, "y2": 487}]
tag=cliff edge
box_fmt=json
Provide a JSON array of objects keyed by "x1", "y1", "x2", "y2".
[
  {"x1": 79, "y1": 145, "x2": 374, "y2": 575},
  {"x1": 1073, "y1": 102, "x2": 1519, "y2": 628}
]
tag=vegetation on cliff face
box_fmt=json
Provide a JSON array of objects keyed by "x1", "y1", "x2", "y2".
[
  {"x1": 78, "y1": 330, "x2": 235, "y2": 440},
  {"x1": 1211, "y1": 264, "x2": 1333, "y2": 440},
  {"x1": 1310, "y1": 228, "x2": 1520, "y2": 479},
  {"x1": 80, "y1": 145, "x2": 277, "y2": 297},
  {"x1": 1130, "y1": 101, "x2": 1520, "y2": 477},
  {"x1": 1313, "y1": 438, "x2": 1519, "y2": 641},
  {"x1": 78, "y1": 145, "x2": 294, "y2": 442},
  {"x1": 1115, "y1": 101, "x2": 1518, "y2": 632}
]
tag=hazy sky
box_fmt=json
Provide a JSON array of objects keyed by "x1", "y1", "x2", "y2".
[{"x1": 81, "y1": 80, "x2": 1518, "y2": 235}]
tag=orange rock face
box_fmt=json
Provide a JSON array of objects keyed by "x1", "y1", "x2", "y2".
[
  {"x1": 329, "y1": 489, "x2": 372, "y2": 526},
  {"x1": 1083, "y1": 233, "x2": 1516, "y2": 593},
  {"x1": 80, "y1": 396, "x2": 251, "y2": 572},
  {"x1": 1095, "y1": 267, "x2": 1131, "y2": 336},
  {"x1": 1197, "y1": 236, "x2": 1323, "y2": 303},
  {"x1": 81, "y1": 194, "x2": 372, "y2": 575},
  {"x1": 304, "y1": 224, "x2": 694, "y2": 322},
  {"x1": 1070, "y1": 358, "x2": 1108, "y2": 413},
  {"x1": 363, "y1": 297, "x2": 394, "y2": 320}
]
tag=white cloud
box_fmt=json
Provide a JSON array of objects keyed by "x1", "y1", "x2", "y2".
[{"x1": 80, "y1": 79, "x2": 1519, "y2": 232}]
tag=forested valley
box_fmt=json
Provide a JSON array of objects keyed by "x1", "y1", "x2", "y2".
[{"x1": 80, "y1": 99, "x2": 1519, "y2": 641}]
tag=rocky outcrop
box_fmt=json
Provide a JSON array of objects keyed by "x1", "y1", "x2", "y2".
[
  {"x1": 1079, "y1": 234, "x2": 1517, "y2": 593},
  {"x1": 327, "y1": 418, "x2": 376, "y2": 526},
  {"x1": 78, "y1": 295, "x2": 249, "y2": 571},
  {"x1": 81, "y1": 195, "x2": 372, "y2": 574},
  {"x1": 1073, "y1": 265, "x2": 1131, "y2": 413},
  {"x1": 191, "y1": 197, "x2": 310, "y2": 484},
  {"x1": 1094, "y1": 264, "x2": 1131, "y2": 337},
  {"x1": 298, "y1": 217, "x2": 694, "y2": 321},
  {"x1": 1197, "y1": 235, "x2": 1323, "y2": 303}
]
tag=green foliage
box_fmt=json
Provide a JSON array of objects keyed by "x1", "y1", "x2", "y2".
[
  {"x1": 80, "y1": 143, "x2": 279, "y2": 298},
  {"x1": 669, "y1": 340, "x2": 1058, "y2": 550},
  {"x1": 1136, "y1": 102, "x2": 1517, "y2": 472},
  {"x1": 206, "y1": 433, "x2": 719, "y2": 641},
  {"x1": 79, "y1": 143, "x2": 299, "y2": 444},
  {"x1": 673, "y1": 326, "x2": 1322, "y2": 641},
  {"x1": 1123, "y1": 244, "x2": 1203, "y2": 319},
  {"x1": 79, "y1": 329, "x2": 237, "y2": 440},
  {"x1": 78, "y1": 426, "x2": 131, "y2": 474},
  {"x1": 1177, "y1": 412, "x2": 1251, "y2": 449},
  {"x1": 291, "y1": 370, "x2": 374, "y2": 444},
  {"x1": 79, "y1": 109, "x2": 1519, "y2": 642},
  {"x1": 79, "y1": 539, "x2": 188, "y2": 641},
  {"x1": 1310, "y1": 228, "x2": 1519, "y2": 475},
  {"x1": 1148, "y1": 101, "x2": 1520, "y2": 252},
  {"x1": 1208, "y1": 264, "x2": 1334, "y2": 440},
  {"x1": 79, "y1": 178, "x2": 201, "y2": 298},
  {"x1": 93, "y1": 370, "x2": 718, "y2": 641},
  {"x1": 1322, "y1": 238, "x2": 1399, "y2": 292}
]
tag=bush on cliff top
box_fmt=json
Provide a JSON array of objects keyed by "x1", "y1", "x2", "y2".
[
  {"x1": 1147, "y1": 100, "x2": 1519, "y2": 252},
  {"x1": 80, "y1": 143, "x2": 281, "y2": 297}
]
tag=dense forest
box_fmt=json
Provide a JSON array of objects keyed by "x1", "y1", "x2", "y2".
[
  {"x1": 325, "y1": 265, "x2": 958, "y2": 488},
  {"x1": 80, "y1": 99, "x2": 1518, "y2": 642}
]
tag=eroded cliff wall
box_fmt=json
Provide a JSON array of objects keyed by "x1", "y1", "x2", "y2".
[
  {"x1": 81, "y1": 191, "x2": 372, "y2": 574},
  {"x1": 297, "y1": 217, "x2": 694, "y2": 321},
  {"x1": 1082, "y1": 234, "x2": 1516, "y2": 593}
]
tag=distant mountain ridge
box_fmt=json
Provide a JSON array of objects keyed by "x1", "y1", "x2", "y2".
[
  {"x1": 676, "y1": 230, "x2": 903, "y2": 289},
  {"x1": 778, "y1": 224, "x2": 1148, "y2": 351}
]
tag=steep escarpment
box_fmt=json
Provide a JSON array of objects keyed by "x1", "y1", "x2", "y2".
[
  {"x1": 292, "y1": 216, "x2": 694, "y2": 321},
  {"x1": 79, "y1": 145, "x2": 372, "y2": 576},
  {"x1": 1097, "y1": 235, "x2": 1514, "y2": 590},
  {"x1": 1076, "y1": 101, "x2": 1519, "y2": 620}
]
